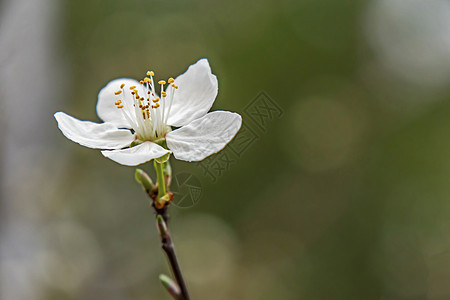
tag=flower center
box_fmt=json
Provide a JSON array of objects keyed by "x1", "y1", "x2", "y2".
[{"x1": 113, "y1": 71, "x2": 179, "y2": 142}]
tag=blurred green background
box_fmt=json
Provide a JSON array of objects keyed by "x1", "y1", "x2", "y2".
[{"x1": 1, "y1": 0, "x2": 450, "y2": 299}]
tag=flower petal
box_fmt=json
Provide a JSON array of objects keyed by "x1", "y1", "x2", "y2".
[
  {"x1": 54, "y1": 112, "x2": 135, "y2": 149},
  {"x1": 166, "y1": 111, "x2": 242, "y2": 162},
  {"x1": 101, "y1": 141, "x2": 170, "y2": 166},
  {"x1": 166, "y1": 58, "x2": 218, "y2": 127},
  {"x1": 96, "y1": 78, "x2": 144, "y2": 128}
]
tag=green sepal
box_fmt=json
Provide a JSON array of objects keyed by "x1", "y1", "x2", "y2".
[
  {"x1": 156, "y1": 152, "x2": 171, "y2": 164},
  {"x1": 130, "y1": 139, "x2": 143, "y2": 147}
]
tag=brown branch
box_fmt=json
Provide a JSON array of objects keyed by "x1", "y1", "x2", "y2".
[{"x1": 156, "y1": 214, "x2": 190, "y2": 300}]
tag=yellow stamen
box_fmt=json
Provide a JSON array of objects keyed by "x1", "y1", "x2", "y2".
[
  {"x1": 148, "y1": 71, "x2": 154, "y2": 76},
  {"x1": 153, "y1": 98, "x2": 159, "y2": 103},
  {"x1": 114, "y1": 100, "x2": 122, "y2": 105},
  {"x1": 129, "y1": 86, "x2": 136, "y2": 90},
  {"x1": 140, "y1": 80, "x2": 144, "y2": 84},
  {"x1": 144, "y1": 77, "x2": 151, "y2": 83},
  {"x1": 168, "y1": 78, "x2": 174, "y2": 83},
  {"x1": 161, "y1": 91, "x2": 167, "y2": 97},
  {"x1": 158, "y1": 80, "x2": 166, "y2": 85},
  {"x1": 115, "y1": 90, "x2": 122, "y2": 95},
  {"x1": 117, "y1": 105, "x2": 124, "y2": 109},
  {"x1": 120, "y1": 83, "x2": 125, "y2": 89}
]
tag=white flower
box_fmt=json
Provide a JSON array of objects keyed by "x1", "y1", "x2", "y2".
[{"x1": 54, "y1": 59, "x2": 242, "y2": 166}]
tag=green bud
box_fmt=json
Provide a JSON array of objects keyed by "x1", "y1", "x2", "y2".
[
  {"x1": 156, "y1": 214, "x2": 170, "y2": 240},
  {"x1": 163, "y1": 161, "x2": 172, "y2": 187},
  {"x1": 159, "y1": 274, "x2": 181, "y2": 299},
  {"x1": 160, "y1": 193, "x2": 172, "y2": 203},
  {"x1": 155, "y1": 193, "x2": 171, "y2": 209},
  {"x1": 135, "y1": 169, "x2": 154, "y2": 191}
]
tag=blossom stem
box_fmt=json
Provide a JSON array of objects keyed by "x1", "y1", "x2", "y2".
[{"x1": 154, "y1": 160, "x2": 166, "y2": 200}]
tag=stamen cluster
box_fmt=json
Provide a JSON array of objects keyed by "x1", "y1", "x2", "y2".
[{"x1": 113, "y1": 71, "x2": 179, "y2": 141}]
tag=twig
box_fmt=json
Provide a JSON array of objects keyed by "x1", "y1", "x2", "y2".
[{"x1": 156, "y1": 214, "x2": 190, "y2": 300}]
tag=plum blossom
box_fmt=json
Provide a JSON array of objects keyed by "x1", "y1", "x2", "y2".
[{"x1": 55, "y1": 59, "x2": 242, "y2": 166}]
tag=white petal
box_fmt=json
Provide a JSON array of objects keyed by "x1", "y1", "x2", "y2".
[
  {"x1": 166, "y1": 58, "x2": 218, "y2": 127},
  {"x1": 166, "y1": 111, "x2": 242, "y2": 162},
  {"x1": 54, "y1": 112, "x2": 135, "y2": 149},
  {"x1": 96, "y1": 78, "x2": 144, "y2": 128},
  {"x1": 101, "y1": 141, "x2": 170, "y2": 166}
]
